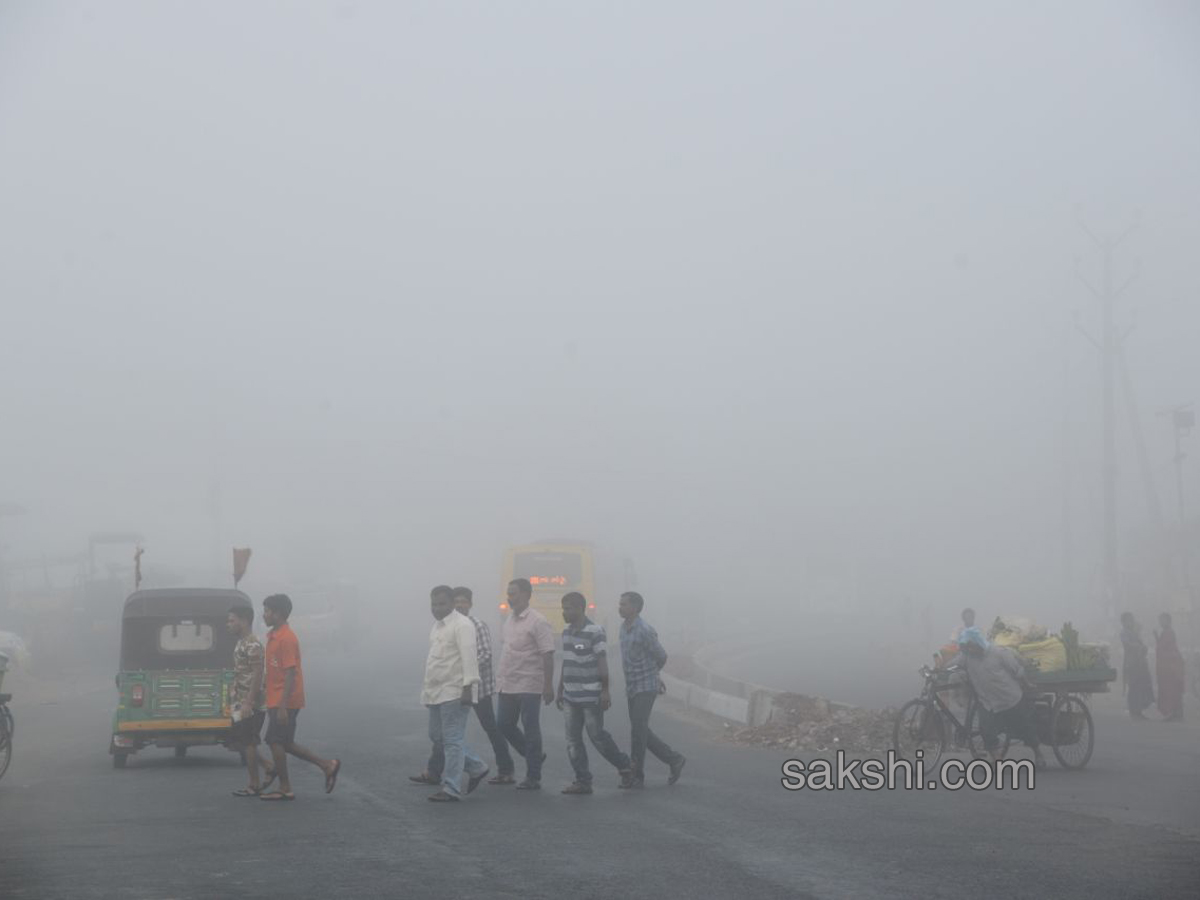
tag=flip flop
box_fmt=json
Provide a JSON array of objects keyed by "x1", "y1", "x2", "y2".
[
  {"x1": 427, "y1": 790, "x2": 460, "y2": 802},
  {"x1": 467, "y1": 768, "x2": 489, "y2": 795},
  {"x1": 232, "y1": 787, "x2": 261, "y2": 797},
  {"x1": 259, "y1": 791, "x2": 295, "y2": 801},
  {"x1": 487, "y1": 774, "x2": 516, "y2": 785},
  {"x1": 409, "y1": 773, "x2": 439, "y2": 785},
  {"x1": 325, "y1": 759, "x2": 341, "y2": 794}
]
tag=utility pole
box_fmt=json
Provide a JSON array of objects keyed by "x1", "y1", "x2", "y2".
[
  {"x1": 1060, "y1": 321, "x2": 1076, "y2": 614},
  {"x1": 1075, "y1": 215, "x2": 1139, "y2": 622},
  {"x1": 1160, "y1": 403, "x2": 1194, "y2": 586},
  {"x1": 1117, "y1": 344, "x2": 1170, "y2": 589}
]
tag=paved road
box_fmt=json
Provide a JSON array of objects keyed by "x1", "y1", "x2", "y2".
[{"x1": 1, "y1": 648, "x2": 1198, "y2": 900}]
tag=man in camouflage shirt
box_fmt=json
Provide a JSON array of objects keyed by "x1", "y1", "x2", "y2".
[{"x1": 226, "y1": 605, "x2": 274, "y2": 795}]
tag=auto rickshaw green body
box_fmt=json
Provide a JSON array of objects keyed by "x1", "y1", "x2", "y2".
[{"x1": 110, "y1": 589, "x2": 250, "y2": 768}]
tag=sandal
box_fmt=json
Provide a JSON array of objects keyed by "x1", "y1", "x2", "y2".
[
  {"x1": 487, "y1": 774, "x2": 516, "y2": 785},
  {"x1": 409, "y1": 772, "x2": 440, "y2": 785},
  {"x1": 259, "y1": 791, "x2": 295, "y2": 801},
  {"x1": 232, "y1": 787, "x2": 261, "y2": 797}
]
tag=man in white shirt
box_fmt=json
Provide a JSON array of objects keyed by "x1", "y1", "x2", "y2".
[{"x1": 422, "y1": 585, "x2": 489, "y2": 801}]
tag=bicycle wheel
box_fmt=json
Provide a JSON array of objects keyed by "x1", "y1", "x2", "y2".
[
  {"x1": 0, "y1": 706, "x2": 12, "y2": 781},
  {"x1": 1050, "y1": 694, "x2": 1094, "y2": 770},
  {"x1": 966, "y1": 702, "x2": 1010, "y2": 760},
  {"x1": 893, "y1": 699, "x2": 946, "y2": 766}
]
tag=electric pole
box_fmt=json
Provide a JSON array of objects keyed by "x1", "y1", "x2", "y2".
[
  {"x1": 1075, "y1": 215, "x2": 1139, "y2": 622},
  {"x1": 1160, "y1": 403, "x2": 1194, "y2": 587}
]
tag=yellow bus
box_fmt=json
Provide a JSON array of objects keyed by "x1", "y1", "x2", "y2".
[{"x1": 499, "y1": 542, "x2": 599, "y2": 630}]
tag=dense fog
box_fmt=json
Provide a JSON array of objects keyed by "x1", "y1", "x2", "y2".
[{"x1": 2, "y1": 2, "x2": 1198, "y2": 704}]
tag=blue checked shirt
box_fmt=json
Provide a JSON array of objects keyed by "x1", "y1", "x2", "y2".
[
  {"x1": 619, "y1": 616, "x2": 668, "y2": 696},
  {"x1": 469, "y1": 615, "x2": 496, "y2": 698}
]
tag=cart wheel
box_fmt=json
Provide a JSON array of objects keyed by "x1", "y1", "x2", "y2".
[
  {"x1": 965, "y1": 702, "x2": 1010, "y2": 761},
  {"x1": 174, "y1": 745, "x2": 188, "y2": 759},
  {"x1": 1050, "y1": 694, "x2": 1094, "y2": 769},
  {"x1": 112, "y1": 752, "x2": 128, "y2": 769},
  {"x1": 893, "y1": 699, "x2": 946, "y2": 766},
  {"x1": 0, "y1": 714, "x2": 12, "y2": 781}
]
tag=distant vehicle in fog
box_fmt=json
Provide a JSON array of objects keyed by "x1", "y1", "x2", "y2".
[
  {"x1": 285, "y1": 581, "x2": 361, "y2": 653},
  {"x1": 498, "y1": 541, "x2": 637, "y2": 631}
]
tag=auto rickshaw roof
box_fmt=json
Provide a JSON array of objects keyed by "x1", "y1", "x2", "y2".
[{"x1": 122, "y1": 588, "x2": 252, "y2": 619}]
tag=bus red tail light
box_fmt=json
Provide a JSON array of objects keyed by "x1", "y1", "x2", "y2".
[{"x1": 131, "y1": 684, "x2": 145, "y2": 707}]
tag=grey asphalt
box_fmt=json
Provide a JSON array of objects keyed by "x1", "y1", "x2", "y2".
[{"x1": 1, "y1": 647, "x2": 1197, "y2": 900}]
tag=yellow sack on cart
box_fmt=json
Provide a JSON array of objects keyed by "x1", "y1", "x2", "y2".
[{"x1": 1017, "y1": 637, "x2": 1067, "y2": 673}]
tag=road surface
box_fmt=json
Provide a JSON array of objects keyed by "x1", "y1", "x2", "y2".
[{"x1": 1, "y1": 648, "x2": 1197, "y2": 900}]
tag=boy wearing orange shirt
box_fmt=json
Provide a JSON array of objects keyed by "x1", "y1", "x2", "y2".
[{"x1": 259, "y1": 594, "x2": 341, "y2": 801}]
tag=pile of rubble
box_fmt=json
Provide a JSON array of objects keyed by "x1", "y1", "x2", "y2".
[{"x1": 726, "y1": 692, "x2": 896, "y2": 755}]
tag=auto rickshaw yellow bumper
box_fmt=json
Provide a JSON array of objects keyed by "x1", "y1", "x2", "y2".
[{"x1": 116, "y1": 719, "x2": 231, "y2": 733}]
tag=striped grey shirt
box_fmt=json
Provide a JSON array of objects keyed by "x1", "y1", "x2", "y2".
[{"x1": 561, "y1": 619, "x2": 606, "y2": 705}]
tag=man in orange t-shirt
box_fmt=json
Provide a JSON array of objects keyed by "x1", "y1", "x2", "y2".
[{"x1": 259, "y1": 594, "x2": 341, "y2": 801}]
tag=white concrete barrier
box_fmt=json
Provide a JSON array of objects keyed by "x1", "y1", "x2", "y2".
[
  {"x1": 661, "y1": 671, "x2": 751, "y2": 723},
  {"x1": 663, "y1": 641, "x2": 858, "y2": 726}
]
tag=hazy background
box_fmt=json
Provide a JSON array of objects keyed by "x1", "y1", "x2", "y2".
[{"x1": 2, "y1": 2, "x2": 1198, "y2": 675}]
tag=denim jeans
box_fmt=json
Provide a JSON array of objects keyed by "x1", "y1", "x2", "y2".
[
  {"x1": 564, "y1": 701, "x2": 631, "y2": 784},
  {"x1": 627, "y1": 691, "x2": 682, "y2": 780},
  {"x1": 428, "y1": 700, "x2": 487, "y2": 797},
  {"x1": 497, "y1": 692, "x2": 543, "y2": 781},
  {"x1": 428, "y1": 694, "x2": 515, "y2": 778}
]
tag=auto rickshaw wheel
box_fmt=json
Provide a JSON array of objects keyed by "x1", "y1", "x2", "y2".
[
  {"x1": 112, "y1": 752, "x2": 128, "y2": 769},
  {"x1": 174, "y1": 745, "x2": 188, "y2": 759}
]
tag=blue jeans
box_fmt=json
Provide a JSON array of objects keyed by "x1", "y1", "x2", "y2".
[
  {"x1": 564, "y1": 701, "x2": 631, "y2": 784},
  {"x1": 497, "y1": 692, "x2": 543, "y2": 781},
  {"x1": 428, "y1": 700, "x2": 487, "y2": 798},
  {"x1": 427, "y1": 695, "x2": 515, "y2": 778}
]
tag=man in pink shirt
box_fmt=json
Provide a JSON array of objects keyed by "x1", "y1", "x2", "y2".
[{"x1": 491, "y1": 578, "x2": 556, "y2": 790}]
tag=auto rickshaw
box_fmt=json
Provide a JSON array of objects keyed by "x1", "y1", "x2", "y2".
[{"x1": 110, "y1": 588, "x2": 249, "y2": 768}]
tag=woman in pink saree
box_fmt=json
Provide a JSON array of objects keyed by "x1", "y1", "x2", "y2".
[{"x1": 1155, "y1": 612, "x2": 1185, "y2": 722}]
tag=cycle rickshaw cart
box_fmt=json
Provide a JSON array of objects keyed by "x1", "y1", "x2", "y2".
[{"x1": 894, "y1": 662, "x2": 1117, "y2": 770}]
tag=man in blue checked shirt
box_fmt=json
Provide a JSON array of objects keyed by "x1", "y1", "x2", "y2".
[
  {"x1": 556, "y1": 592, "x2": 633, "y2": 794},
  {"x1": 618, "y1": 592, "x2": 685, "y2": 788}
]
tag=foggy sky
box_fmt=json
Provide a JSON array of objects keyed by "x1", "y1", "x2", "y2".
[{"x1": 2, "y1": 1, "x2": 1199, "y2": 631}]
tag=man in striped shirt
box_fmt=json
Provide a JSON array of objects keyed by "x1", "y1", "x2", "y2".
[
  {"x1": 556, "y1": 592, "x2": 632, "y2": 794},
  {"x1": 411, "y1": 586, "x2": 515, "y2": 786}
]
